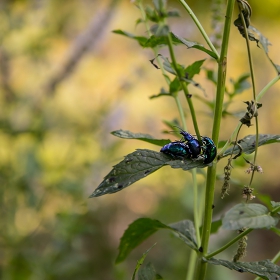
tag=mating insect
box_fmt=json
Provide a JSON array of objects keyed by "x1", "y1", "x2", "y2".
[
  {"x1": 160, "y1": 127, "x2": 217, "y2": 164},
  {"x1": 160, "y1": 141, "x2": 191, "y2": 159},
  {"x1": 201, "y1": 136, "x2": 217, "y2": 164}
]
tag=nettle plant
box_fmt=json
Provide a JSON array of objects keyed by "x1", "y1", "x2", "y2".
[{"x1": 92, "y1": 0, "x2": 280, "y2": 279}]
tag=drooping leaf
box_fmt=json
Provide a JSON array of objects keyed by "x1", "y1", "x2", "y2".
[
  {"x1": 115, "y1": 218, "x2": 198, "y2": 263},
  {"x1": 149, "y1": 88, "x2": 172, "y2": 99},
  {"x1": 91, "y1": 149, "x2": 206, "y2": 197},
  {"x1": 138, "y1": 262, "x2": 163, "y2": 280},
  {"x1": 171, "y1": 33, "x2": 218, "y2": 59},
  {"x1": 249, "y1": 26, "x2": 280, "y2": 74},
  {"x1": 205, "y1": 258, "x2": 280, "y2": 280},
  {"x1": 111, "y1": 130, "x2": 171, "y2": 146},
  {"x1": 132, "y1": 244, "x2": 157, "y2": 280},
  {"x1": 112, "y1": 30, "x2": 148, "y2": 47},
  {"x1": 169, "y1": 220, "x2": 197, "y2": 250},
  {"x1": 221, "y1": 134, "x2": 280, "y2": 159},
  {"x1": 222, "y1": 203, "x2": 279, "y2": 230}
]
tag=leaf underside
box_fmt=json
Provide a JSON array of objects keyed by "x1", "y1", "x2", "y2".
[
  {"x1": 90, "y1": 149, "x2": 206, "y2": 197},
  {"x1": 205, "y1": 258, "x2": 280, "y2": 280}
]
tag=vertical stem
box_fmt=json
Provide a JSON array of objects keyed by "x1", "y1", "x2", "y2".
[
  {"x1": 195, "y1": 1, "x2": 235, "y2": 279},
  {"x1": 237, "y1": 2, "x2": 259, "y2": 187}
]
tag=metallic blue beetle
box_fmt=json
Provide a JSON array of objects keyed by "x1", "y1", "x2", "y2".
[
  {"x1": 177, "y1": 128, "x2": 201, "y2": 159},
  {"x1": 201, "y1": 136, "x2": 217, "y2": 164},
  {"x1": 160, "y1": 141, "x2": 190, "y2": 159}
]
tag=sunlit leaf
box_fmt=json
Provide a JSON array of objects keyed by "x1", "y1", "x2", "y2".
[
  {"x1": 111, "y1": 130, "x2": 171, "y2": 146},
  {"x1": 221, "y1": 134, "x2": 280, "y2": 158},
  {"x1": 116, "y1": 218, "x2": 198, "y2": 263},
  {"x1": 138, "y1": 262, "x2": 163, "y2": 280},
  {"x1": 205, "y1": 258, "x2": 280, "y2": 280},
  {"x1": 132, "y1": 244, "x2": 157, "y2": 280},
  {"x1": 222, "y1": 203, "x2": 279, "y2": 230}
]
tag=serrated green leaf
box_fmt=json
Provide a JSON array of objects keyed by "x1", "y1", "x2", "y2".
[
  {"x1": 221, "y1": 134, "x2": 280, "y2": 158},
  {"x1": 138, "y1": 262, "x2": 163, "y2": 280},
  {"x1": 112, "y1": 30, "x2": 148, "y2": 47},
  {"x1": 91, "y1": 149, "x2": 207, "y2": 197},
  {"x1": 222, "y1": 203, "x2": 279, "y2": 230},
  {"x1": 184, "y1": 59, "x2": 206, "y2": 79},
  {"x1": 132, "y1": 244, "x2": 157, "y2": 280},
  {"x1": 111, "y1": 130, "x2": 171, "y2": 146},
  {"x1": 115, "y1": 218, "x2": 198, "y2": 263},
  {"x1": 205, "y1": 258, "x2": 280, "y2": 280},
  {"x1": 170, "y1": 33, "x2": 218, "y2": 59}
]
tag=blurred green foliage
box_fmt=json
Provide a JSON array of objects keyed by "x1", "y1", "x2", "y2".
[{"x1": 0, "y1": 0, "x2": 280, "y2": 279}]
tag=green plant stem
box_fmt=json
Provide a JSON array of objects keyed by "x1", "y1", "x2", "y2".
[
  {"x1": 178, "y1": 0, "x2": 219, "y2": 60},
  {"x1": 237, "y1": 2, "x2": 259, "y2": 187},
  {"x1": 186, "y1": 249, "x2": 197, "y2": 280},
  {"x1": 195, "y1": 1, "x2": 235, "y2": 279},
  {"x1": 205, "y1": 228, "x2": 253, "y2": 259},
  {"x1": 191, "y1": 168, "x2": 201, "y2": 246},
  {"x1": 166, "y1": 32, "x2": 201, "y2": 141},
  {"x1": 257, "y1": 75, "x2": 280, "y2": 102},
  {"x1": 219, "y1": 74, "x2": 280, "y2": 158}
]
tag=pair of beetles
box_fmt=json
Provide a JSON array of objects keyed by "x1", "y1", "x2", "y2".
[{"x1": 160, "y1": 128, "x2": 217, "y2": 164}]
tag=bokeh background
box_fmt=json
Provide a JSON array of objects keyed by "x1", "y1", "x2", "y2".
[{"x1": 1, "y1": 0, "x2": 280, "y2": 279}]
